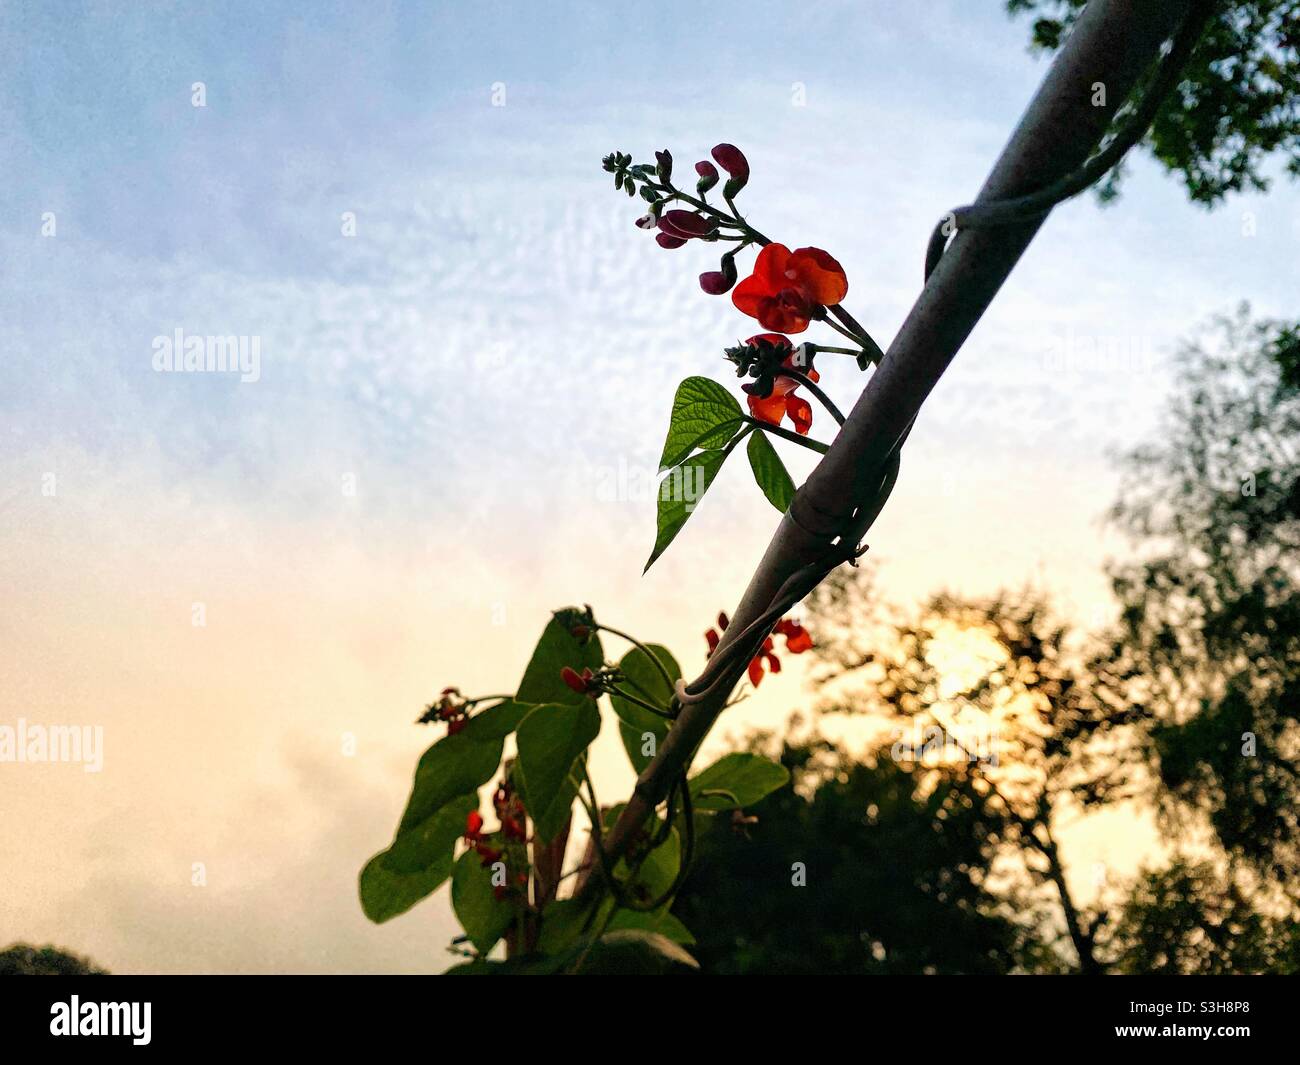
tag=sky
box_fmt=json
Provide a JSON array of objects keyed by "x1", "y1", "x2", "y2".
[{"x1": 1, "y1": 0, "x2": 1297, "y2": 973}]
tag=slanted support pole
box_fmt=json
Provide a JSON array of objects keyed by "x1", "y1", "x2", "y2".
[{"x1": 590, "y1": 0, "x2": 1198, "y2": 883}]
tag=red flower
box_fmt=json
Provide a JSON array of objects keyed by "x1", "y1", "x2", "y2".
[
  {"x1": 774, "y1": 617, "x2": 813, "y2": 654},
  {"x1": 465, "y1": 810, "x2": 485, "y2": 842},
  {"x1": 705, "y1": 612, "x2": 811, "y2": 688},
  {"x1": 732, "y1": 244, "x2": 848, "y2": 334},
  {"x1": 704, "y1": 611, "x2": 730, "y2": 657},
  {"x1": 747, "y1": 636, "x2": 782, "y2": 687},
  {"x1": 560, "y1": 666, "x2": 595, "y2": 695},
  {"x1": 742, "y1": 334, "x2": 819, "y2": 436}
]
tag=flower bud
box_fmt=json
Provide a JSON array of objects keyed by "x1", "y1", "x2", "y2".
[
  {"x1": 656, "y1": 232, "x2": 687, "y2": 250},
  {"x1": 635, "y1": 213, "x2": 657, "y2": 230},
  {"x1": 655, "y1": 149, "x2": 673, "y2": 182},
  {"x1": 659, "y1": 209, "x2": 716, "y2": 239},
  {"x1": 695, "y1": 160, "x2": 719, "y2": 194},
  {"x1": 560, "y1": 666, "x2": 589, "y2": 694},
  {"x1": 712, "y1": 143, "x2": 749, "y2": 194},
  {"x1": 699, "y1": 271, "x2": 732, "y2": 295},
  {"x1": 699, "y1": 250, "x2": 739, "y2": 294}
]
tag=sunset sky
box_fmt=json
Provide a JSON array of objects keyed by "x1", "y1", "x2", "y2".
[{"x1": 2, "y1": 0, "x2": 1297, "y2": 972}]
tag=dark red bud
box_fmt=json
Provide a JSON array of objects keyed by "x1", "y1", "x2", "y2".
[
  {"x1": 560, "y1": 666, "x2": 588, "y2": 694},
  {"x1": 695, "y1": 160, "x2": 719, "y2": 194},
  {"x1": 655, "y1": 232, "x2": 687, "y2": 250},
  {"x1": 711, "y1": 143, "x2": 749, "y2": 183},
  {"x1": 655, "y1": 150, "x2": 673, "y2": 182},
  {"x1": 699, "y1": 271, "x2": 733, "y2": 295},
  {"x1": 659, "y1": 210, "x2": 715, "y2": 239}
]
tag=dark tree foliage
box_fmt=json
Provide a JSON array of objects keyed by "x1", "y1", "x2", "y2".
[
  {"x1": 0, "y1": 943, "x2": 107, "y2": 975},
  {"x1": 1109, "y1": 860, "x2": 1300, "y2": 974},
  {"x1": 672, "y1": 736, "x2": 1041, "y2": 974},
  {"x1": 1007, "y1": 0, "x2": 1300, "y2": 203},
  {"x1": 1107, "y1": 306, "x2": 1300, "y2": 883},
  {"x1": 801, "y1": 579, "x2": 1125, "y2": 971}
]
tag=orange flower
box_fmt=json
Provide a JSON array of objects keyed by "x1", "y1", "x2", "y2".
[
  {"x1": 741, "y1": 333, "x2": 819, "y2": 436},
  {"x1": 704, "y1": 612, "x2": 813, "y2": 688},
  {"x1": 774, "y1": 617, "x2": 813, "y2": 654},
  {"x1": 732, "y1": 244, "x2": 848, "y2": 334}
]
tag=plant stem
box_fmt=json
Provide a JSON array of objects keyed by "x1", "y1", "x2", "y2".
[
  {"x1": 597, "y1": 624, "x2": 677, "y2": 691},
  {"x1": 606, "y1": 683, "x2": 676, "y2": 720},
  {"x1": 741, "y1": 417, "x2": 830, "y2": 454},
  {"x1": 782, "y1": 368, "x2": 845, "y2": 426}
]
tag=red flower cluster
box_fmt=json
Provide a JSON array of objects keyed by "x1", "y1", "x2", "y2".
[
  {"x1": 742, "y1": 333, "x2": 818, "y2": 435},
  {"x1": 733, "y1": 244, "x2": 848, "y2": 334},
  {"x1": 464, "y1": 780, "x2": 530, "y2": 902},
  {"x1": 705, "y1": 611, "x2": 813, "y2": 688},
  {"x1": 420, "y1": 686, "x2": 471, "y2": 735},
  {"x1": 493, "y1": 780, "x2": 527, "y2": 844},
  {"x1": 463, "y1": 810, "x2": 501, "y2": 866}
]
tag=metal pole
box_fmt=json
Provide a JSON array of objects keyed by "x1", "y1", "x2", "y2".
[{"x1": 591, "y1": 0, "x2": 1197, "y2": 880}]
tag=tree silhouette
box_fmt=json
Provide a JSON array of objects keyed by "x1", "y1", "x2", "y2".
[
  {"x1": 1106, "y1": 307, "x2": 1300, "y2": 886},
  {"x1": 1007, "y1": 0, "x2": 1300, "y2": 203},
  {"x1": 672, "y1": 733, "x2": 1043, "y2": 974},
  {"x1": 0, "y1": 942, "x2": 106, "y2": 976}
]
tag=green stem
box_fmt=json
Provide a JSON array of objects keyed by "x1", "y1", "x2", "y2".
[
  {"x1": 782, "y1": 368, "x2": 845, "y2": 426},
  {"x1": 597, "y1": 624, "x2": 677, "y2": 692},
  {"x1": 606, "y1": 683, "x2": 676, "y2": 720},
  {"x1": 741, "y1": 417, "x2": 830, "y2": 454},
  {"x1": 828, "y1": 305, "x2": 887, "y2": 365}
]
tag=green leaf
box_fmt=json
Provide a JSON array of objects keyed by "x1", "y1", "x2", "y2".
[
  {"x1": 626, "y1": 828, "x2": 680, "y2": 899},
  {"x1": 657, "y1": 376, "x2": 744, "y2": 472},
  {"x1": 516, "y1": 615, "x2": 605, "y2": 706},
  {"x1": 646, "y1": 448, "x2": 730, "y2": 572},
  {"x1": 609, "y1": 644, "x2": 679, "y2": 773},
  {"x1": 443, "y1": 953, "x2": 572, "y2": 975},
  {"x1": 359, "y1": 794, "x2": 476, "y2": 923},
  {"x1": 515, "y1": 701, "x2": 601, "y2": 841},
  {"x1": 462, "y1": 699, "x2": 533, "y2": 742},
  {"x1": 384, "y1": 732, "x2": 505, "y2": 872},
  {"x1": 577, "y1": 929, "x2": 699, "y2": 973},
  {"x1": 688, "y1": 752, "x2": 790, "y2": 811},
  {"x1": 368, "y1": 699, "x2": 532, "y2": 890},
  {"x1": 747, "y1": 430, "x2": 796, "y2": 512},
  {"x1": 536, "y1": 896, "x2": 613, "y2": 955},
  {"x1": 607, "y1": 907, "x2": 696, "y2": 946},
  {"x1": 451, "y1": 849, "x2": 517, "y2": 954}
]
